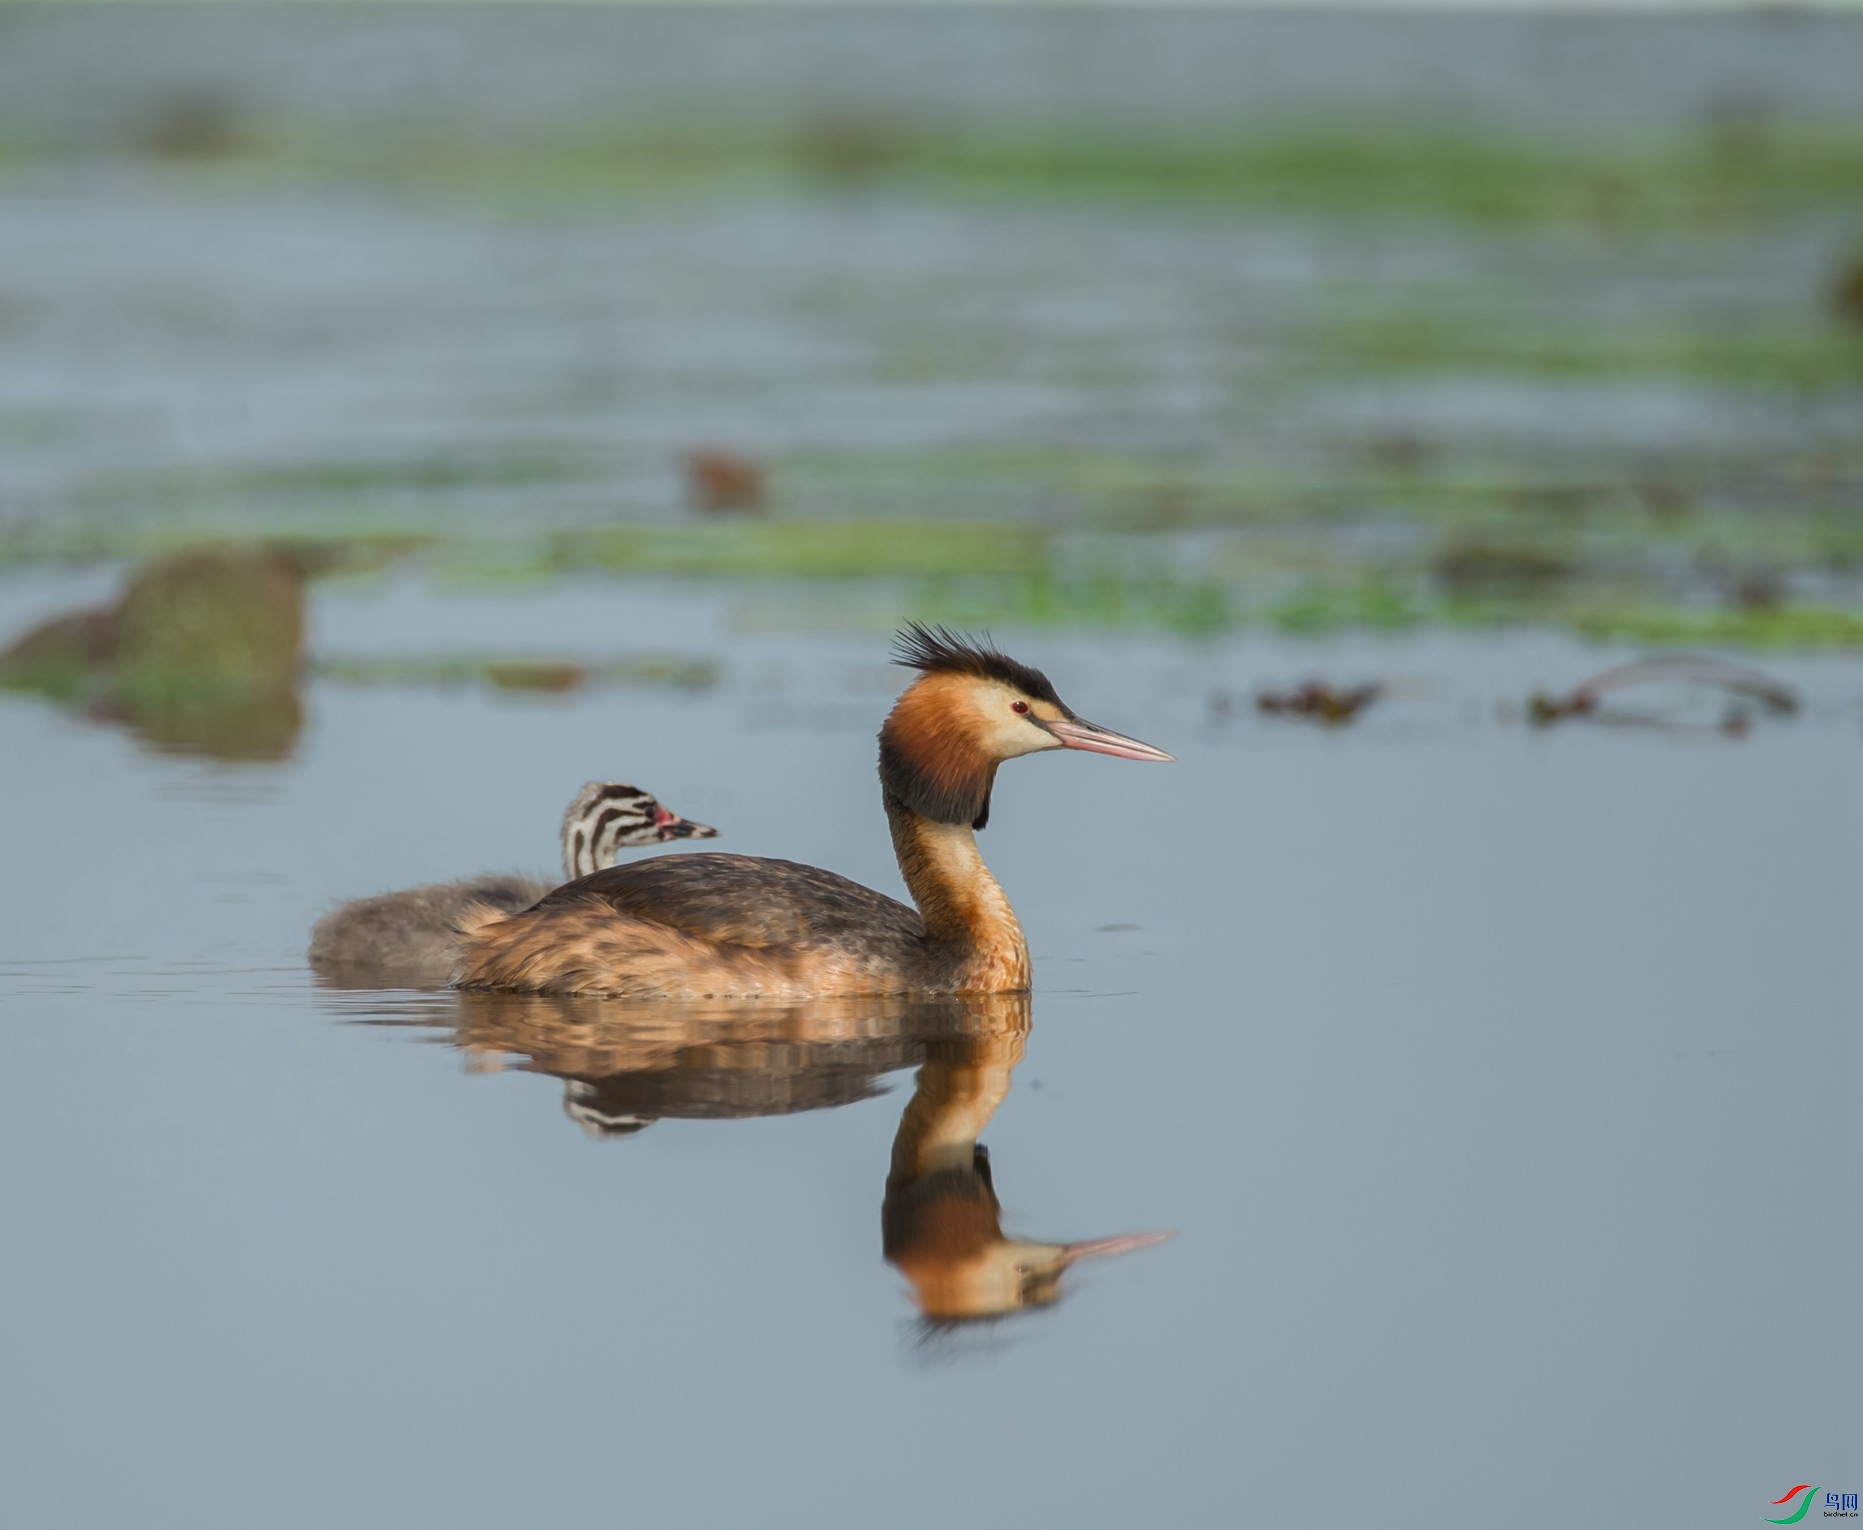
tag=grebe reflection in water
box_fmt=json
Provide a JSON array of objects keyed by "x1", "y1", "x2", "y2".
[
  {"x1": 882, "y1": 999, "x2": 1171, "y2": 1324},
  {"x1": 382, "y1": 987, "x2": 1169, "y2": 1323}
]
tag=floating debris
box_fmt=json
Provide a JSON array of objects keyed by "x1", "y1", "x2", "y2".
[
  {"x1": 138, "y1": 88, "x2": 247, "y2": 161},
  {"x1": 685, "y1": 447, "x2": 766, "y2": 514},
  {"x1": 480, "y1": 661, "x2": 587, "y2": 694},
  {"x1": 1363, "y1": 433, "x2": 1432, "y2": 473},
  {"x1": 1434, "y1": 538, "x2": 1574, "y2": 595},
  {"x1": 1726, "y1": 569, "x2": 1787, "y2": 611},
  {"x1": 1244, "y1": 680, "x2": 1384, "y2": 726},
  {"x1": 1527, "y1": 653, "x2": 1798, "y2": 733},
  {"x1": 1834, "y1": 248, "x2": 1863, "y2": 329},
  {"x1": 797, "y1": 115, "x2": 911, "y2": 183}
]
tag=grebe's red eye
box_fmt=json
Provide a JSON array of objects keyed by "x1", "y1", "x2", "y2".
[{"x1": 1011, "y1": 700, "x2": 1029, "y2": 715}]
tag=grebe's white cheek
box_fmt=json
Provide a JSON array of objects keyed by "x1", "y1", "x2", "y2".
[
  {"x1": 980, "y1": 710, "x2": 1063, "y2": 759},
  {"x1": 1009, "y1": 720, "x2": 1066, "y2": 758}
]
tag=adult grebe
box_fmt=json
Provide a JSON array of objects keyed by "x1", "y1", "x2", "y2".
[
  {"x1": 456, "y1": 626, "x2": 1171, "y2": 998},
  {"x1": 309, "y1": 782, "x2": 717, "y2": 984}
]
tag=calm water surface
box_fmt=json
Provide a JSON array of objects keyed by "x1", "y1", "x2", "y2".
[{"x1": 0, "y1": 575, "x2": 1856, "y2": 1527}]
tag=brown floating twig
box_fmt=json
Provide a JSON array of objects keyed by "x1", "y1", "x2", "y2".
[
  {"x1": 1528, "y1": 654, "x2": 1798, "y2": 729},
  {"x1": 1251, "y1": 680, "x2": 1383, "y2": 726},
  {"x1": 684, "y1": 447, "x2": 766, "y2": 514}
]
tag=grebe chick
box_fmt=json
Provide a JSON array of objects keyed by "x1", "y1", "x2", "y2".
[
  {"x1": 309, "y1": 782, "x2": 717, "y2": 985},
  {"x1": 457, "y1": 625, "x2": 1171, "y2": 999}
]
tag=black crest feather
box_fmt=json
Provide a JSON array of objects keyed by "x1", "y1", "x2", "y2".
[{"x1": 891, "y1": 624, "x2": 1067, "y2": 711}]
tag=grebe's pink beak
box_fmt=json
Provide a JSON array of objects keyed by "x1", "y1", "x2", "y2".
[
  {"x1": 1045, "y1": 718, "x2": 1175, "y2": 763},
  {"x1": 1056, "y1": 1230, "x2": 1176, "y2": 1266}
]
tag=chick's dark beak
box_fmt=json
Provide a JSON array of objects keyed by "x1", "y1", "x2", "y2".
[
  {"x1": 1044, "y1": 717, "x2": 1175, "y2": 763},
  {"x1": 653, "y1": 806, "x2": 720, "y2": 840}
]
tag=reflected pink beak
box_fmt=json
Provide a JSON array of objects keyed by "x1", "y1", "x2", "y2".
[
  {"x1": 1058, "y1": 1230, "x2": 1176, "y2": 1266},
  {"x1": 1046, "y1": 718, "x2": 1175, "y2": 763}
]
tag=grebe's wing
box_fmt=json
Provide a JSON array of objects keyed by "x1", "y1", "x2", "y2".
[{"x1": 530, "y1": 854, "x2": 923, "y2": 949}]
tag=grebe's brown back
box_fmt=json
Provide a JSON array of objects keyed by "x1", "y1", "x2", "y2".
[
  {"x1": 309, "y1": 783, "x2": 716, "y2": 985},
  {"x1": 457, "y1": 626, "x2": 1171, "y2": 999}
]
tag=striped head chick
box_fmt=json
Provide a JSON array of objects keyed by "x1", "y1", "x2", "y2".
[
  {"x1": 880, "y1": 624, "x2": 1172, "y2": 832},
  {"x1": 560, "y1": 781, "x2": 718, "y2": 882}
]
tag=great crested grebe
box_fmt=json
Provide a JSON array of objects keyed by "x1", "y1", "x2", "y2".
[
  {"x1": 309, "y1": 782, "x2": 717, "y2": 984},
  {"x1": 456, "y1": 625, "x2": 1172, "y2": 998}
]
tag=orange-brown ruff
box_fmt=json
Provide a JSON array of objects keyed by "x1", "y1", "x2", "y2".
[{"x1": 456, "y1": 626, "x2": 1172, "y2": 998}]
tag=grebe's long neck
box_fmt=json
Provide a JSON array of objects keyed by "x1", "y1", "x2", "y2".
[
  {"x1": 885, "y1": 797, "x2": 1030, "y2": 988},
  {"x1": 888, "y1": 1013, "x2": 1029, "y2": 1180}
]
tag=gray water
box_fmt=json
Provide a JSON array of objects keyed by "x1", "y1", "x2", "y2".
[
  {"x1": 2, "y1": 171, "x2": 1854, "y2": 550},
  {"x1": 0, "y1": 571, "x2": 1856, "y2": 1527},
  {"x1": 4, "y1": 4, "x2": 1861, "y2": 141},
  {"x1": 1, "y1": 7, "x2": 1859, "y2": 1518}
]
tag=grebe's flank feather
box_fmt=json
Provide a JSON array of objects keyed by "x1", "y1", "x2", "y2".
[
  {"x1": 460, "y1": 856, "x2": 933, "y2": 997},
  {"x1": 532, "y1": 855, "x2": 921, "y2": 949}
]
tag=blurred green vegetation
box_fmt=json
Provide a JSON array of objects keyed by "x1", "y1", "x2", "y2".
[
  {"x1": 106, "y1": 119, "x2": 1863, "y2": 229},
  {"x1": 1564, "y1": 602, "x2": 1863, "y2": 648},
  {"x1": 1309, "y1": 312, "x2": 1863, "y2": 391},
  {"x1": 2, "y1": 115, "x2": 1859, "y2": 651},
  {"x1": 86, "y1": 452, "x2": 602, "y2": 503},
  {"x1": 0, "y1": 546, "x2": 306, "y2": 759},
  {"x1": 546, "y1": 520, "x2": 1050, "y2": 579},
  {"x1": 912, "y1": 128, "x2": 1863, "y2": 227},
  {"x1": 6, "y1": 509, "x2": 1860, "y2": 650},
  {"x1": 315, "y1": 653, "x2": 719, "y2": 693}
]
